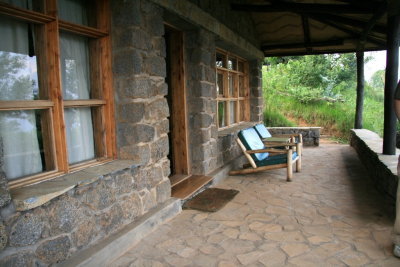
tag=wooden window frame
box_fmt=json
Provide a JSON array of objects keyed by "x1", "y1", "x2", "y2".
[
  {"x1": 216, "y1": 48, "x2": 249, "y2": 129},
  {"x1": 0, "y1": 0, "x2": 116, "y2": 189}
]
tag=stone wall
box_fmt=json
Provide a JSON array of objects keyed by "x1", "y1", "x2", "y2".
[
  {"x1": 185, "y1": 29, "x2": 263, "y2": 175},
  {"x1": 350, "y1": 129, "x2": 398, "y2": 202},
  {"x1": 267, "y1": 127, "x2": 321, "y2": 146},
  {"x1": 0, "y1": 0, "x2": 265, "y2": 265},
  {"x1": 188, "y1": 0, "x2": 259, "y2": 47},
  {"x1": 112, "y1": 0, "x2": 171, "y2": 196},
  {"x1": 0, "y1": 1, "x2": 172, "y2": 265},
  {"x1": 186, "y1": 29, "x2": 219, "y2": 174}
]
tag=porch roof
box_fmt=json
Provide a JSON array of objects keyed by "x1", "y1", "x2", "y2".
[{"x1": 232, "y1": 0, "x2": 389, "y2": 56}]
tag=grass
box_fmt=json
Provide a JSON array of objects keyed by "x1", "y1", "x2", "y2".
[{"x1": 262, "y1": 67, "x2": 386, "y2": 142}]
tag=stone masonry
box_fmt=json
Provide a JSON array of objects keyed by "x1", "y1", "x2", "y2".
[
  {"x1": 350, "y1": 129, "x2": 398, "y2": 202},
  {"x1": 0, "y1": 0, "x2": 172, "y2": 265},
  {"x1": 268, "y1": 127, "x2": 321, "y2": 146},
  {"x1": 0, "y1": 0, "x2": 265, "y2": 265}
]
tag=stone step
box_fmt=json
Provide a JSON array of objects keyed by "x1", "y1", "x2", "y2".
[{"x1": 171, "y1": 175, "x2": 213, "y2": 199}]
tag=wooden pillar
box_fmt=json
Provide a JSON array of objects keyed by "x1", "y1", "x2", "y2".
[
  {"x1": 383, "y1": 1, "x2": 400, "y2": 155},
  {"x1": 355, "y1": 51, "x2": 364, "y2": 129}
]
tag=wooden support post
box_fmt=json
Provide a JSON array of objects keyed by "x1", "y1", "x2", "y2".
[
  {"x1": 355, "y1": 51, "x2": 364, "y2": 129},
  {"x1": 287, "y1": 149, "x2": 293, "y2": 182},
  {"x1": 383, "y1": 1, "x2": 400, "y2": 155}
]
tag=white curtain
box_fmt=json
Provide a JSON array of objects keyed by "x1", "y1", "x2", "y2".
[
  {"x1": 60, "y1": 32, "x2": 95, "y2": 164},
  {"x1": 0, "y1": 13, "x2": 43, "y2": 180}
]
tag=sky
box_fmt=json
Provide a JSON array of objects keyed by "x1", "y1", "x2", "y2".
[{"x1": 364, "y1": 49, "x2": 400, "y2": 82}]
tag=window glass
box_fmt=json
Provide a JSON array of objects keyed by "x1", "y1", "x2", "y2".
[
  {"x1": 218, "y1": 102, "x2": 226, "y2": 128},
  {"x1": 217, "y1": 72, "x2": 224, "y2": 97},
  {"x1": 238, "y1": 61, "x2": 244, "y2": 72},
  {"x1": 228, "y1": 74, "x2": 234, "y2": 97},
  {"x1": 64, "y1": 107, "x2": 95, "y2": 164},
  {"x1": 58, "y1": 0, "x2": 94, "y2": 26},
  {"x1": 60, "y1": 32, "x2": 91, "y2": 100},
  {"x1": 240, "y1": 100, "x2": 246, "y2": 121},
  {"x1": 0, "y1": 0, "x2": 43, "y2": 12},
  {"x1": 0, "y1": 17, "x2": 39, "y2": 101},
  {"x1": 216, "y1": 52, "x2": 226, "y2": 68},
  {"x1": 229, "y1": 101, "x2": 236, "y2": 124},
  {"x1": 0, "y1": 110, "x2": 46, "y2": 179},
  {"x1": 228, "y1": 57, "x2": 237, "y2": 71},
  {"x1": 239, "y1": 76, "x2": 245, "y2": 97}
]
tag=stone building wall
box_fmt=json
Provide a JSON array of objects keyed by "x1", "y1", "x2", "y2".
[
  {"x1": 112, "y1": 0, "x2": 171, "y2": 203},
  {"x1": 0, "y1": 1, "x2": 171, "y2": 265},
  {"x1": 185, "y1": 31, "x2": 264, "y2": 175},
  {"x1": 186, "y1": 29, "x2": 219, "y2": 175},
  {"x1": 188, "y1": 0, "x2": 259, "y2": 47},
  {"x1": 0, "y1": 0, "x2": 264, "y2": 265}
]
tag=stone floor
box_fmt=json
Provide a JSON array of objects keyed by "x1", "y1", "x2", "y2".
[{"x1": 112, "y1": 144, "x2": 400, "y2": 266}]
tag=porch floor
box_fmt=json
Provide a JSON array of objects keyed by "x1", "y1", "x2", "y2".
[{"x1": 112, "y1": 143, "x2": 399, "y2": 266}]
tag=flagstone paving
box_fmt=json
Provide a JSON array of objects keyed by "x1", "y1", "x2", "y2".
[{"x1": 112, "y1": 144, "x2": 400, "y2": 266}]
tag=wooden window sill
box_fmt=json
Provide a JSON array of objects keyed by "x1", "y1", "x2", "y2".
[{"x1": 10, "y1": 160, "x2": 137, "y2": 211}]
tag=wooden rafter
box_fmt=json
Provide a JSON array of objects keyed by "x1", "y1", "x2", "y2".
[
  {"x1": 262, "y1": 39, "x2": 344, "y2": 51},
  {"x1": 357, "y1": 2, "x2": 387, "y2": 50},
  {"x1": 231, "y1": 3, "x2": 377, "y2": 14},
  {"x1": 308, "y1": 14, "x2": 386, "y2": 46},
  {"x1": 307, "y1": 13, "x2": 386, "y2": 35},
  {"x1": 301, "y1": 15, "x2": 311, "y2": 52}
]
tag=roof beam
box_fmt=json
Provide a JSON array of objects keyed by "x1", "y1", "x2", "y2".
[
  {"x1": 264, "y1": 46, "x2": 386, "y2": 57},
  {"x1": 231, "y1": 3, "x2": 376, "y2": 14},
  {"x1": 357, "y1": 2, "x2": 387, "y2": 50},
  {"x1": 262, "y1": 39, "x2": 345, "y2": 51},
  {"x1": 308, "y1": 13, "x2": 387, "y2": 35},
  {"x1": 301, "y1": 15, "x2": 312, "y2": 52},
  {"x1": 309, "y1": 14, "x2": 386, "y2": 46}
]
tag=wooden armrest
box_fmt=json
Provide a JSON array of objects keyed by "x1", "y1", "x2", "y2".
[
  {"x1": 274, "y1": 133, "x2": 303, "y2": 139},
  {"x1": 264, "y1": 142, "x2": 297, "y2": 147},
  {"x1": 247, "y1": 149, "x2": 287, "y2": 154}
]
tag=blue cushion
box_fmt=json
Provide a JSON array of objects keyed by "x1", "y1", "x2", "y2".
[
  {"x1": 254, "y1": 124, "x2": 272, "y2": 139},
  {"x1": 257, "y1": 152, "x2": 298, "y2": 167},
  {"x1": 238, "y1": 128, "x2": 269, "y2": 162}
]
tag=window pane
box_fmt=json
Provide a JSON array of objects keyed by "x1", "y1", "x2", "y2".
[
  {"x1": 228, "y1": 57, "x2": 237, "y2": 71},
  {"x1": 0, "y1": 0, "x2": 43, "y2": 12},
  {"x1": 240, "y1": 100, "x2": 246, "y2": 121},
  {"x1": 228, "y1": 74, "x2": 234, "y2": 97},
  {"x1": 58, "y1": 0, "x2": 95, "y2": 27},
  {"x1": 238, "y1": 61, "x2": 244, "y2": 72},
  {"x1": 218, "y1": 102, "x2": 226, "y2": 128},
  {"x1": 239, "y1": 75, "x2": 245, "y2": 97},
  {"x1": 60, "y1": 32, "x2": 91, "y2": 100},
  {"x1": 216, "y1": 52, "x2": 226, "y2": 68},
  {"x1": 0, "y1": 110, "x2": 47, "y2": 180},
  {"x1": 0, "y1": 17, "x2": 39, "y2": 100},
  {"x1": 217, "y1": 72, "x2": 224, "y2": 97},
  {"x1": 65, "y1": 107, "x2": 95, "y2": 164},
  {"x1": 229, "y1": 101, "x2": 236, "y2": 124}
]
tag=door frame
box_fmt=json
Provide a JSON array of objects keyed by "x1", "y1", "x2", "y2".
[{"x1": 166, "y1": 25, "x2": 190, "y2": 175}]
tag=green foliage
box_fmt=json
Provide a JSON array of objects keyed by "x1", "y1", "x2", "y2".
[{"x1": 263, "y1": 53, "x2": 387, "y2": 142}]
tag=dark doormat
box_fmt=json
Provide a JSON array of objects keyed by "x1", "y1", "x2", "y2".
[{"x1": 183, "y1": 188, "x2": 239, "y2": 212}]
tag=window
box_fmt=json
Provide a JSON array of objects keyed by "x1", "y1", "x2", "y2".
[
  {"x1": 0, "y1": 0, "x2": 115, "y2": 188},
  {"x1": 216, "y1": 49, "x2": 249, "y2": 128}
]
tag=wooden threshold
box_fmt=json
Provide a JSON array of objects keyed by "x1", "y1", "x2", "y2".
[
  {"x1": 169, "y1": 174, "x2": 190, "y2": 187},
  {"x1": 171, "y1": 175, "x2": 213, "y2": 200}
]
